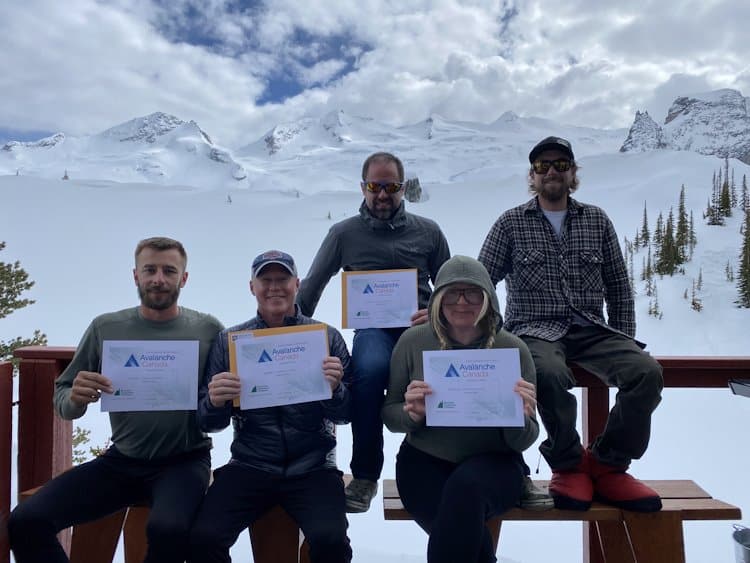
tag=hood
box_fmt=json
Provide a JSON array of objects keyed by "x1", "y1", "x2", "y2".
[{"x1": 429, "y1": 255, "x2": 501, "y2": 319}]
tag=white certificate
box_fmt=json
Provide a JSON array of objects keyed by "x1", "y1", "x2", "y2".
[
  {"x1": 228, "y1": 324, "x2": 331, "y2": 409},
  {"x1": 341, "y1": 269, "x2": 418, "y2": 329},
  {"x1": 100, "y1": 340, "x2": 199, "y2": 412},
  {"x1": 423, "y1": 348, "x2": 524, "y2": 427}
]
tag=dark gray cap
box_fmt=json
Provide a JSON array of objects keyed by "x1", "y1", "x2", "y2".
[{"x1": 529, "y1": 136, "x2": 575, "y2": 163}]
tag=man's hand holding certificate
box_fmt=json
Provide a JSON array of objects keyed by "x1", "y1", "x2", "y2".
[
  {"x1": 423, "y1": 348, "x2": 524, "y2": 427},
  {"x1": 100, "y1": 340, "x2": 199, "y2": 412},
  {"x1": 342, "y1": 269, "x2": 418, "y2": 329},
  {"x1": 228, "y1": 324, "x2": 333, "y2": 409}
]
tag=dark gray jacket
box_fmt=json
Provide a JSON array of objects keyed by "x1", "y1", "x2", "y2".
[
  {"x1": 297, "y1": 201, "x2": 451, "y2": 315},
  {"x1": 197, "y1": 305, "x2": 351, "y2": 476}
]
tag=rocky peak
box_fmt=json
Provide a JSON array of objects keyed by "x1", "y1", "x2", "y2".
[
  {"x1": 100, "y1": 112, "x2": 187, "y2": 143},
  {"x1": 620, "y1": 89, "x2": 750, "y2": 164},
  {"x1": 664, "y1": 89, "x2": 750, "y2": 163},
  {"x1": 263, "y1": 118, "x2": 316, "y2": 155},
  {"x1": 664, "y1": 89, "x2": 746, "y2": 124},
  {"x1": 2, "y1": 132, "x2": 66, "y2": 151},
  {"x1": 619, "y1": 111, "x2": 667, "y2": 153}
]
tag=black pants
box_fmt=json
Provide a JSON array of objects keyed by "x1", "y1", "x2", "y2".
[
  {"x1": 8, "y1": 445, "x2": 211, "y2": 563},
  {"x1": 524, "y1": 324, "x2": 663, "y2": 469},
  {"x1": 188, "y1": 464, "x2": 352, "y2": 563},
  {"x1": 396, "y1": 441, "x2": 524, "y2": 563}
]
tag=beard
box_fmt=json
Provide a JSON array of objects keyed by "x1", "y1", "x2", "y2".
[
  {"x1": 537, "y1": 178, "x2": 571, "y2": 202},
  {"x1": 138, "y1": 285, "x2": 180, "y2": 311},
  {"x1": 367, "y1": 198, "x2": 399, "y2": 220}
]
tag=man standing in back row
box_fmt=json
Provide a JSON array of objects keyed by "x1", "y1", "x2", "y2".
[
  {"x1": 297, "y1": 152, "x2": 451, "y2": 512},
  {"x1": 478, "y1": 137, "x2": 664, "y2": 512}
]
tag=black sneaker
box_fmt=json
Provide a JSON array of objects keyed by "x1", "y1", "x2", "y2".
[{"x1": 520, "y1": 476, "x2": 554, "y2": 511}]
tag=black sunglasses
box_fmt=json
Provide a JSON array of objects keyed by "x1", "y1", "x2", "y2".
[
  {"x1": 532, "y1": 159, "x2": 573, "y2": 174},
  {"x1": 442, "y1": 287, "x2": 484, "y2": 305},
  {"x1": 362, "y1": 181, "x2": 404, "y2": 194}
]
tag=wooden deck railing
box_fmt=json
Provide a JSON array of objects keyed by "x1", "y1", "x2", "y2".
[
  {"x1": 1, "y1": 361, "x2": 13, "y2": 563},
  {"x1": 4, "y1": 347, "x2": 750, "y2": 563}
]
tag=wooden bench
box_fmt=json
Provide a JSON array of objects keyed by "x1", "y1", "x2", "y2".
[
  {"x1": 18, "y1": 486, "x2": 311, "y2": 563},
  {"x1": 383, "y1": 478, "x2": 742, "y2": 563},
  {"x1": 10, "y1": 348, "x2": 750, "y2": 563}
]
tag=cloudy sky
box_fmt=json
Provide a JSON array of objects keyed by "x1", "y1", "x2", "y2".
[{"x1": 3, "y1": 0, "x2": 749, "y2": 147}]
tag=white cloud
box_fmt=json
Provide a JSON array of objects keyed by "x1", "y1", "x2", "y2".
[{"x1": 2, "y1": 0, "x2": 749, "y2": 147}]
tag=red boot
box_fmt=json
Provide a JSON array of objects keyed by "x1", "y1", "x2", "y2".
[
  {"x1": 549, "y1": 451, "x2": 593, "y2": 511},
  {"x1": 589, "y1": 454, "x2": 662, "y2": 512}
]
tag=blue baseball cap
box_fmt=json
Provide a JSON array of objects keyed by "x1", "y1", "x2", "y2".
[{"x1": 251, "y1": 250, "x2": 297, "y2": 279}]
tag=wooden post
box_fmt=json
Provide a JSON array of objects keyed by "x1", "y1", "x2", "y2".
[
  {"x1": 579, "y1": 369, "x2": 610, "y2": 563},
  {"x1": 14, "y1": 347, "x2": 74, "y2": 495},
  {"x1": 0, "y1": 362, "x2": 13, "y2": 563}
]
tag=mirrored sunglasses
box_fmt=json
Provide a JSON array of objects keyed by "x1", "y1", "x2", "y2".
[
  {"x1": 442, "y1": 287, "x2": 484, "y2": 305},
  {"x1": 362, "y1": 181, "x2": 404, "y2": 194},
  {"x1": 532, "y1": 159, "x2": 573, "y2": 174}
]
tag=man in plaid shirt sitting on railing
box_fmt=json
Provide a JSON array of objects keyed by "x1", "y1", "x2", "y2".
[{"x1": 478, "y1": 136, "x2": 664, "y2": 513}]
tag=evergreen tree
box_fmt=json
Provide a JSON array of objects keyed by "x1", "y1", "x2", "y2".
[
  {"x1": 697, "y1": 267, "x2": 703, "y2": 291},
  {"x1": 725, "y1": 260, "x2": 734, "y2": 282},
  {"x1": 689, "y1": 211, "x2": 697, "y2": 259},
  {"x1": 720, "y1": 159, "x2": 732, "y2": 217},
  {"x1": 675, "y1": 185, "x2": 689, "y2": 262},
  {"x1": 656, "y1": 208, "x2": 678, "y2": 275},
  {"x1": 1, "y1": 241, "x2": 47, "y2": 363},
  {"x1": 731, "y1": 168, "x2": 737, "y2": 208},
  {"x1": 706, "y1": 168, "x2": 725, "y2": 225},
  {"x1": 738, "y1": 208, "x2": 750, "y2": 307},
  {"x1": 653, "y1": 212, "x2": 664, "y2": 259},
  {"x1": 742, "y1": 174, "x2": 748, "y2": 212},
  {"x1": 648, "y1": 283, "x2": 662, "y2": 318},
  {"x1": 691, "y1": 279, "x2": 703, "y2": 312},
  {"x1": 639, "y1": 202, "x2": 650, "y2": 248},
  {"x1": 643, "y1": 246, "x2": 655, "y2": 296}
]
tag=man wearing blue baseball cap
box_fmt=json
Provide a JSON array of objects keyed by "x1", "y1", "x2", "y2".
[
  {"x1": 478, "y1": 136, "x2": 664, "y2": 513},
  {"x1": 189, "y1": 250, "x2": 353, "y2": 562}
]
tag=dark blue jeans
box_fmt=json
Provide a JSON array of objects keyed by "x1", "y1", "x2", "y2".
[
  {"x1": 188, "y1": 464, "x2": 351, "y2": 563},
  {"x1": 396, "y1": 441, "x2": 524, "y2": 563},
  {"x1": 348, "y1": 327, "x2": 405, "y2": 481},
  {"x1": 8, "y1": 445, "x2": 211, "y2": 563}
]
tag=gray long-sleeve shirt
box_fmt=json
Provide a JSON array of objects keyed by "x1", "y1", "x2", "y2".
[
  {"x1": 53, "y1": 306, "x2": 224, "y2": 460},
  {"x1": 297, "y1": 201, "x2": 451, "y2": 315}
]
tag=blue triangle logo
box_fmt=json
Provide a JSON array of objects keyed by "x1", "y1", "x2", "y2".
[
  {"x1": 258, "y1": 350, "x2": 273, "y2": 363},
  {"x1": 124, "y1": 354, "x2": 139, "y2": 367},
  {"x1": 363, "y1": 284, "x2": 374, "y2": 294},
  {"x1": 444, "y1": 364, "x2": 460, "y2": 377}
]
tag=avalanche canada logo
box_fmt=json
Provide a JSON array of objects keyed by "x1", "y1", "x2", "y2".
[
  {"x1": 124, "y1": 355, "x2": 140, "y2": 367},
  {"x1": 363, "y1": 284, "x2": 374, "y2": 294},
  {"x1": 444, "y1": 364, "x2": 461, "y2": 377},
  {"x1": 258, "y1": 350, "x2": 273, "y2": 363}
]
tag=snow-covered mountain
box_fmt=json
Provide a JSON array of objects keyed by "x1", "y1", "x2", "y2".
[
  {"x1": 3, "y1": 90, "x2": 750, "y2": 563},
  {"x1": 234, "y1": 109, "x2": 628, "y2": 194},
  {"x1": 5, "y1": 89, "x2": 750, "y2": 193},
  {"x1": 1, "y1": 112, "x2": 246, "y2": 187},
  {"x1": 621, "y1": 89, "x2": 750, "y2": 163}
]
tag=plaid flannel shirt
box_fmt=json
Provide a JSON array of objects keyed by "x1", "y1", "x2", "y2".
[{"x1": 478, "y1": 197, "x2": 635, "y2": 342}]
